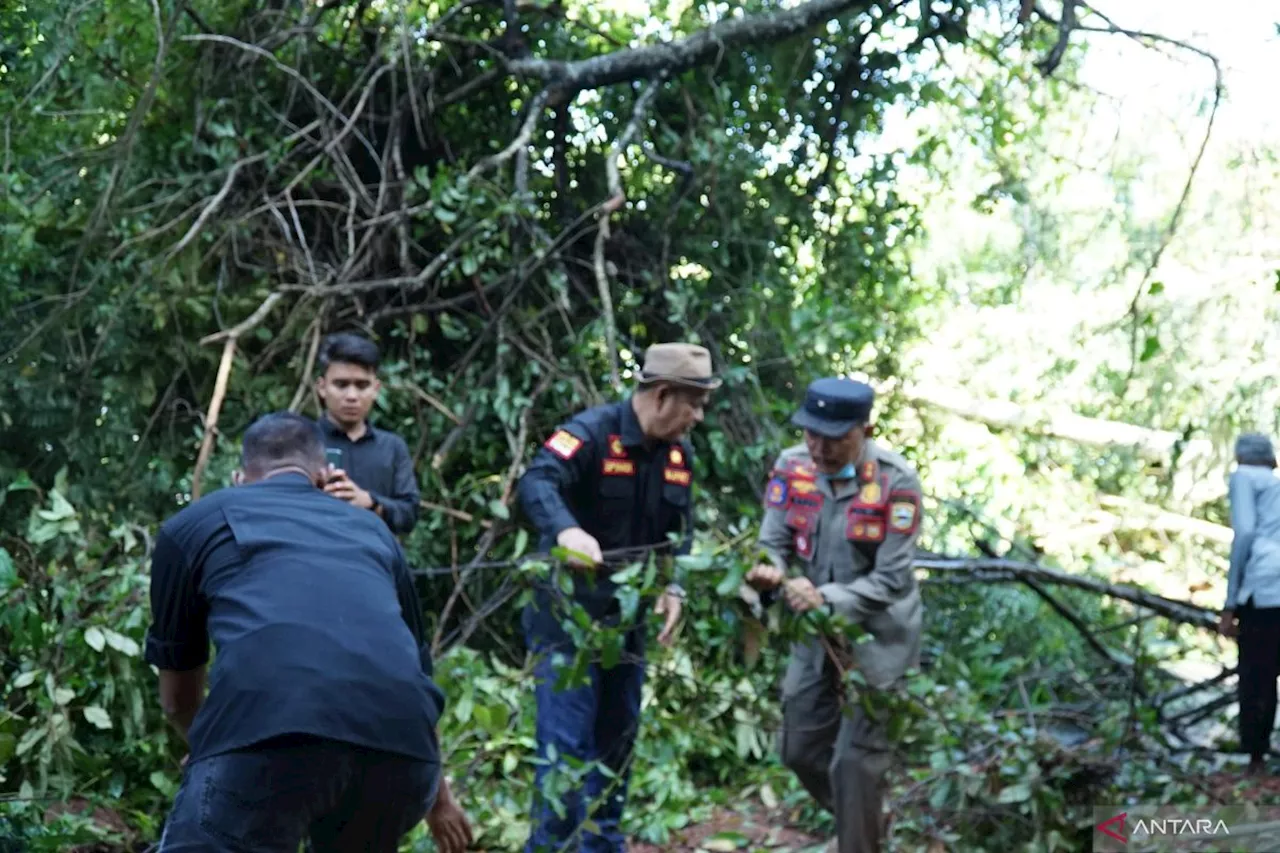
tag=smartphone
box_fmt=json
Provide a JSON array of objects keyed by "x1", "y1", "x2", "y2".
[{"x1": 324, "y1": 447, "x2": 344, "y2": 470}]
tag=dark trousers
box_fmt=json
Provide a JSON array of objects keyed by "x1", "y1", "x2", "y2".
[
  {"x1": 1239, "y1": 606, "x2": 1280, "y2": 760},
  {"x1": 157, "y1": 735, "x2": 439, "y2": 853},
  {"x1": 523, "y1": 605, "x2": 645, "y2": 853}
]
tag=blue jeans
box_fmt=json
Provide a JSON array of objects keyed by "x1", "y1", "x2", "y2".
[
  {"x1": 524, "y1": 602, "x2": 646, "y2": 853},
  {"x1": 157, "y1": 734, "x2": 439, "y2": 853}
]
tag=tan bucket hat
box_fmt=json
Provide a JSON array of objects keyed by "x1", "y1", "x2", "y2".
[{"x1": 637, "y1": 343, "x2": 722, "y2": 390}]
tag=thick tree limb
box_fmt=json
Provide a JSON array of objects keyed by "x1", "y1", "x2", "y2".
[
  {"x1": 914, "y1": 556, "x2": 1218, "y2": 630},
  {"x1": 507, "y1": 0, "x2": 870, "y2": 94},
  {"x1": 898, "y1": 381, "x2": 1225, "y2": 506}
]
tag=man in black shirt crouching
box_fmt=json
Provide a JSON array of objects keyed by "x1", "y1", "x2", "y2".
[{"x1": 145, "y1": 412, "x2": 471, "y2": 853}]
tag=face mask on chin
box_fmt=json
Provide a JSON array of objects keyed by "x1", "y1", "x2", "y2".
[{"x1": 821, "y1": 462, "x2": 858, "y2": 482}]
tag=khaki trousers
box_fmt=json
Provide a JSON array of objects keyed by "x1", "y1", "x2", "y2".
[{"x1": 778, "y1": 671, "x2": 892, "y2": 853}]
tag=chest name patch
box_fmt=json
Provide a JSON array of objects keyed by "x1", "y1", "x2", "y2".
[
  {"x1": 664, "y1": 466, "x2": 691, "y2": 486},
  {"x1": 603, "y1": 458, "x2": 636, "y2": 476}
]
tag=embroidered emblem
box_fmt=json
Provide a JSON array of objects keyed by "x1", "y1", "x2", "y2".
[
  {"x1": 602, "y1": 458, "x2": 636, "y2": 476},
  {"x1": 860, "y1": 460, "x2": 877, "y2": 482},
  {"x1": 668, "y1": 446, "x2": 685, "y2": 467},
  {"x1": 765, "y1": 477, "x2": 789, "y2": 509},
  {"x1": 664, "y1": 467, "x2": 691, "y2": 486},
  {"x1": 545, "y1": 429, "x2": 583, "y2": 460},
  {"x1": 608, "y1": 435, "x2": 627, "y2": 458},
  {"x1": 789, "y1": 478, "x2": 823, "y2": 510},
  {"x1": 795, "y1": 531, "x2": 814, "y2": 558},
  {"x1": 858, "y1": 480, "x2": 882, "y2": 505},
  {"x1": 846, "y1": 503, "x2": 887, "y2": 543},
  {"x1": 786, "y1": 508, "x2": 816, "y2": 530},
  {"x1": 888, "y1": 490, "x2": 921, "y2": 535},
  {"x1": 790, "y1": 460, "x2": 817, "y2": 480}
]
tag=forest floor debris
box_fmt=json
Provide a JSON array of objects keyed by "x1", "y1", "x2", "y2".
[{"x1": 630, "y1": 804, "x2": 825, "y2": 853}]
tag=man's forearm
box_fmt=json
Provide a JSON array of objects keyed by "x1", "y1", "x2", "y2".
[
  {"x1": 165, "y1": 702, "x2": 202, "y2": 742},
  {"x1": 159, "y1": 666, "x2": 207, "y2": 743}
]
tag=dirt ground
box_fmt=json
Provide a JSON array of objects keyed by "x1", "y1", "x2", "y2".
[{"x1": 629, "y1": 804, "x2": 826, "y2": 853}]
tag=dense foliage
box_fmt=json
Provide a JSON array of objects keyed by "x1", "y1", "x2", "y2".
[{"x1": 2, "y1": 0, "x2": 1263, "y2": 850}]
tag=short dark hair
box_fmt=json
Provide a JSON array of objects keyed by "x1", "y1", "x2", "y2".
[
  {"x1": 241, "y1": 412, "x2": 326, "y2": 474},
  {"x1": 318, "y1": 333, "x2": 380, "y2": 375}
]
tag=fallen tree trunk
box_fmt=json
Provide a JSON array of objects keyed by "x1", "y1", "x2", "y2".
[
  {"x1": 913, "y1": 556, "x2": 1218, "y2": 630},
  {"x1": 897, "y1": 382, "x2": 1227, "y2": 506},
  {"x1": 1096, "y1": 494, "x2": 1233, "y2": 544}
]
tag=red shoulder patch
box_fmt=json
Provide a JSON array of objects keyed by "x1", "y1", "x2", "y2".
[{"x1": 544, "y1": 429, "x2": 584, "y2": 460}]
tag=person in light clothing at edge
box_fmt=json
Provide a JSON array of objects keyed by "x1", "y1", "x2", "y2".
[
  {"x1": 1219, "y1": 432, "x2": 1280, "y2": 775},
  {"x1": 744, "y1": 377, "x2": 924, "y2": 853}
]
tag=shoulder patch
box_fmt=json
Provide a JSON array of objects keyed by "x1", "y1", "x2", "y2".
[
  {"x1": 887, "y1": 490, "x2": 921, "y2": 535},
  {"x1": 765, "y1": 476, "x2": 790, "y2": 509},
  {"x1": 545, "y1": 429, "x2": 584, "y2": 461}
]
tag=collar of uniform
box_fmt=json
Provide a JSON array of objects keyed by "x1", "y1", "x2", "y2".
[
  {"x1": 619, "y1": 397, "x2": 647, "y2": 448},
  {"x1": 253, "y1": 471, "x2": 317, "y2": 489},
  {"x1": 319, "y1": 412, "x2": 378, "y2": 443}
]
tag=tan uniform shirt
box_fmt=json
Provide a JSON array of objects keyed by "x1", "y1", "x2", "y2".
[{"x1": 756, "y1": 439, "x2": 924, "y2": 693}]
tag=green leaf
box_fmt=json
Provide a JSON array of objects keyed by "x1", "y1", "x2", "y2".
[
  {"x1": 0, "y1": 548, "x2": 15, "y2": 593},
  {"x1": 12, "y1": 670, "x2": 39, "y2": 689},
  {"x1": 488, "y1": 500, "x2": 510, "y2": 520},
  {"x1": 5, "y1": 471, "x2": 35, "y2": 493},
  {"x1": 616, "y1": 586, "x2": 639, "y2": 623},
  {"x1": 512, "y1": 528, "x2": 529, "y2": 559},
  {"x1": 83, "y1": 705, "x2": 113, "y2": 730},
  {"x1": 16, "y1": 726, "x2": 45, "y2": 757},
  {"x1": 997, "y1": 782, "x2": 1032, "y2": 804},
  {"x1": 0, "y1": 733, "x2": 15, "y2": 766},
  {"x1": 150, "y1": 771, "x2": 178, "y2": 798},
  {"x1": 103, "y1": 629, "x2": 140, "y2": 657},
  {"x1": 551, "y1": 546, "x2": 593, "y2": 565},
  {"x1": 1139, "y1": 335, "x2": 1161, "y2": 362},
  {"x1": 600, "y1": 632, "x2": 622, "y2": 670},
  {"x1": 84, "y1": 626, "x2": 106, "y2": 652},
  {"x1": 454, "y1": 689, "x2": 474, "y2": 724},
  {"x1": 703, "y1": 832, "x2": 750, "y2": 851},
  {"x1": 1147, "y1": 280, "x2": 1164, "y2": 296}
]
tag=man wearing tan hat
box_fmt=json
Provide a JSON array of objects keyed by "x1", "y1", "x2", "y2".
[{"x1": 516, "y1": 342, "x2": 720, "y2": 853}]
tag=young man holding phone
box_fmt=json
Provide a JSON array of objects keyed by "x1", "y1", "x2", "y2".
[{"x1": 314, "y1": 333, "x2": 421, "y2": 536}]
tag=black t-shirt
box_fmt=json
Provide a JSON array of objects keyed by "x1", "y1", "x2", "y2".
[{"x1": 144, "y1": 473, "x2": 444, "y2": 763}]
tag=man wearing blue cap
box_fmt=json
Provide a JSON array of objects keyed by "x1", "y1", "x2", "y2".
[{"x1": 745, "y1": 377, "x2": 924, "y2": 853}]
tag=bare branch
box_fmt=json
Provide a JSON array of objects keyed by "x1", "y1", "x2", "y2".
[
  {"x1": 199, "y1": 292, "x2": 286, "y2": 346},
  {"x1": 507, "y1": 0, "x2": 869, "y2": 93},
  {"x1": 467, "y1": 89, "x2": 550, "y2": 180}
]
